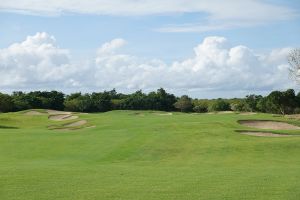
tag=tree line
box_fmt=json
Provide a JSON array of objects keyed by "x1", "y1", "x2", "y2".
[{"x1": 1, "y1": 88, "x2": 300, "y2": 115}]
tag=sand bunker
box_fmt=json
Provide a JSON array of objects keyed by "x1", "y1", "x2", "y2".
[
  {"x1": 49, "y1": 120, "x2": 88, "y2": 131},
  {"x1": 46, "y1": 110, "x2": 91, "y2": 130},
  {"x1": 46, "y1": 110, "x2": 72, "y2": 115},
  {"x1": 238, "y1": 120, "x2": 300, "y2": 130},
  {"x1": 64, "y1": 120, "x2": 87, "y2": 127},
  {"x1": 24, "y1": 110, "x2": 44, "y2": 115},
  {"x1": 22, "y1": 109, "x2": 91, "y2": 131},
  {"x1": 239, "y1": 131, "x2": 294, "y2": 137},
  {"x1": 49, "y1": 114, "x2": 78, "y2": 121}
]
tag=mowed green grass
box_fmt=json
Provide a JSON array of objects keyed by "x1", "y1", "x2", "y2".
[{"x1": 1, "y1": 110, "x2": 300, "y2": 200}]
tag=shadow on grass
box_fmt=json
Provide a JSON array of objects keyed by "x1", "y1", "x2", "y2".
[{"x1": 0, "y1": 125, "x2": 18, "y2": 129}]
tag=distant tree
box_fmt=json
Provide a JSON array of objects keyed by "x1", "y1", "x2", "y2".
[
  {"x1": 26, "y1": 91, "x2": 43, "y2": 108},
  {"x1": 193, "y1": 102, "x2": 208, "y2": 113},
  {"x1": 282, "y1": 89, "x2": 297, "y2": 114},
  {"x1": 265, "y1": 89, "x2": 297, "y2": 115},
  {"x1": 0, "y1": 93, "x2": 14, "y2": 112},
  {"x1": 174, "y1": 95, "x2": 193, "y2": 112},
  {"x1": 111, "y1": 99, "x2": 123, "y2": 110},
  {"x1": 209, "y1": 99, "x2": 231, "y2": 112},
  {"x1": 288, "y1": 49, "x2": 300, "y2": 81},
  {"x1": 90, "y1": 92, "x2": 112, "y2": 112},
  {"x1": 3, "y1": 88, "x2": 300, "y2": 115},
  {"x1": 108, "y1": 88, "x2": 127, "y2": 99},
  {"x1": 64, "y1": 93, "x2": 92, "y2": 112},
  {"x1": 12, "y1": 91, "x2": 65, "y2": 110},
  {"x1": 120, "y1": 90, "x2": 147, "y2": 110},
  {"x1": 147, "y1": 88, "x2": 176, "y2": 111},
  {"x1": 265, "y1": 91, "x2": 284, "y2": 114},
  {"x1": 256, "y1": 97, "x2": 267, "y2": 113},
  {"x1": 295, "y1": 92, "x2": 300, "y2": 112},
  {"x1": 147, "y1": 91, "x2": 159, "y2": 110},
  {"x1": 157, "y1": 88, "x2": 176, "y2": 111},
  {"x1": 245, "y1": 95, "x2": 262, "y2": 112},
  {"x1": 66, "y1": 92, "x2": 82, "y2": 100},
  {"x1": 230, "y1": 100, "x2": 249, "y2": 112},
  {"x1": 47, "y1": 91, "x2": 65, "y2": 110},
  {"x1": 108, "y1": 89, "x2": 118, "y2": 99},
  {"x1": 11, "y1": 91, "x2": 30, "y2": 111}
]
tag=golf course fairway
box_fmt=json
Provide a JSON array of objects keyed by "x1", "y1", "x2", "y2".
[{"x1": 1, "y1": 110, "x2": 300, "y2": 200}]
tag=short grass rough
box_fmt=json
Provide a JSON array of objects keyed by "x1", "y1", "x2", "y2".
[{"x1": 1, "y1": 110, "x2": 300, "y2": 200}]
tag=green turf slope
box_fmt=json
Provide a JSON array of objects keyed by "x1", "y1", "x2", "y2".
[{"x1": 0, "y1": 110, "x2": 300, "y2": 200}]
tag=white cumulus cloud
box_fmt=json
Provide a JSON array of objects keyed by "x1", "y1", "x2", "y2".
[
  {"x1": 88, "y1": 36, "x2": 294, "y2": 93},
  {"x1": 0, "y1": 32, "x2": 79, "y2": 90},
  {"x1": 97, "y1": 38, "x2": 127, "y2": 55},
  {"x1": 0, "y1": 32, "x2": 295, "y2": 97}
]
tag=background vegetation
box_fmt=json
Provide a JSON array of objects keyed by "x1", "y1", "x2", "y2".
[{"x1": 1, "y1": 88, "x2": 300, "y2": 115}]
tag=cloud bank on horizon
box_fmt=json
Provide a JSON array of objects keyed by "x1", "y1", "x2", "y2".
[{"x1": 0, "y1": 32, "x2": 294, "y2": 96}]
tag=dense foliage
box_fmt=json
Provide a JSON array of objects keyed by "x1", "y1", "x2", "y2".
[
  {"x1": 174, "y1": 95, "x2": 193, "y2": 112},
  {"x1": 1, "y1": 88, "x2": 300, "y2": 114}
]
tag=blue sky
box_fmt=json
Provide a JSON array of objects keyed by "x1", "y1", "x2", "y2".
[{"x1": 0, "y1": 0, "x2": 300, "y2": 98}]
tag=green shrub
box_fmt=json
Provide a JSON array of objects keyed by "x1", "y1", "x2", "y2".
[
  {"x1": 193, "y1": 102, "x2": 208, "y2": 113},
  {"x1": 209, "y1": 99, "x2": 231, "y2": 112}
]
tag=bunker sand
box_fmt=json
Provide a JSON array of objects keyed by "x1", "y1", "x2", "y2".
[
  {"x1": 46, "y1": 110, "x2": 72, "y2": 115},
  {"x1": 238, "y1": 120, "x2": 300, "y2": 130},
  {"x1": 64, "y1": 120, "x2": 87, "y2": 127},
  {"x1": 239, "y1": 131, "x2": 295, "y2": 137},
  {"x1": 49, "y1": 114, "x2": 78, "y2": 121},
  {"x1": 24, "y1": 110, "x2": 44, "y2": 115}
]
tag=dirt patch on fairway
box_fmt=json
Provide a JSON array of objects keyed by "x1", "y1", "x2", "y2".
[
  {"x1": 155, "y1": 112, "x2": 173, "y2": 116},
  {"x1": 64, "y1": 120, "x2": 87, "y2": 127},
  {"x1": 24, "y1": 110, "x2": 44, "y2": 115},
  {"x1": 239, "y1": 131, "x2": 294, "y2": 137},
  {"x1": 85, "y1": 125, "x2": 96, "y2": 129},
  {"x1": 205, "y1": 112, "x2": 214, "y2": 115},
  {"x1": 239, "y1": 112, "x2": 256, "y2": 115},
  {"x1": 131, "y1": 112, "x2": 145, "y2": 116},
  {"x1": 285, "y1": 114, "x2": 300, "y2": 120},
  {"x1": 206, "y1": 111, "x2": 235, "y2": 114},
  {"x1": 218, "y1": 111, "x2": 235, "y2": 114},
  {"x1": 49, "y1": 114, "x2": 78, "y2": 121},
  {"x1": 238, "y1": 120, "x2": 300, "y2": 130}
]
